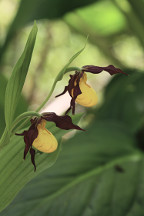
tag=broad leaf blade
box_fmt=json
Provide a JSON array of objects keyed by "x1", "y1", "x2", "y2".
[
  {"x1": 2, "y1": 70, "x2": 144, "y2": 216},
  {"x1": 4, "y1": 22, "x2": 37, "y2": 130},
  {"x1": 0, "y1": 114, "x2": 82, "y2": 212},
  {"x1": 0, "y1": 74, "x2": 8, "y2": 135},
  {"x1": 96, "y1": 71, "x2": 144, "y2": 133},
  {"x1": 1, "y1": 120, "x2": 142, "y2": 216},
  {"x1": 0, "y1": 74, "x2": 28, "y2": 136}
]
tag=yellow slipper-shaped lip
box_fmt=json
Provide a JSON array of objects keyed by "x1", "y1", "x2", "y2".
[
  {"x1": 75, "y1": 73, "x2": 98, "y2": 107},
  {"x1": 32, "y1": 120, "x2": 58, "y2": 153}
]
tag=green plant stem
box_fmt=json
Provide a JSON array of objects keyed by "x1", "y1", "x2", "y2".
[{"x1": 11, "y1": 111, "x2": 41, "y2": 133}]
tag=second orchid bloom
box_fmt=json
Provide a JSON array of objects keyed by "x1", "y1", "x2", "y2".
[
  {"x1": 56, "y1": 64, "x2": 128, "y2": 114},
  {"x1": 16, "y1": 112, "x2": 84, "y2": 170}
]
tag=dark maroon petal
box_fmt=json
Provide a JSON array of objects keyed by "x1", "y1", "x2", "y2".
[
  {"x1": 65, "y1": 106, "x2": 72, "y2": 115},
  {"x1": 42, "y1": 112, "x2": 84, "y2": 131},
  {"x1": 65, "y1": 75, "x2": 82, "y2": 114},
  {"x1": 23, "y1": 126, "x2": 38, "y2": 160},
  {"x1": 24, "y1": 145, "x2": 30, "y2": 160},
  {"x1": 15, "y1": 132, "x2": 25, "y2": 136},
  {"x1": 30, "y1": 148, "x2": 36, "y2": 171},
  {"x1": 16, "y1": 131, "x2": 31, "y2": 159},
  {"x1": 23, "y1": 132, "x2": 30, "y2": 160},
  {"x1": 82, "y1": 65, "x2": 128, "y2": 76},
  {"x1": 55, "y1": 86, "x2": 68, "y2": 98},
  {"x1": 65, "y1": 91, "x2": 81, "y2": 115},
  {"x1": 55, "y1": 72, "x2": 83, "y2": 114},
  {"x1": 15, "y1": 119, "x2": 39, "y2": 168},
  {"x1": 70, "y1": 97, "x2": 76, "y2": 115},
  {"x1": 72, "y1": 80, "x2": 82, "y2": 98}
]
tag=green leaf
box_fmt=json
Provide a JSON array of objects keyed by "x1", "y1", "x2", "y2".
[
  {"x1": 4, "y1": 22, "x2": 38, "y2": 131},
  {"x1": 1, "y1": 119, "x2": 143, "y2": 216},
  {"x1": 0, "y1": 114, "x2": 82, "y2": 212},
  {"x1": 0, "y1": 74, "x2": 8, "y2": 135},
  {"x1": 96, "y1": 71, "x2": 144, "y2": 133},
  {"x1": 0, "y1": 73, "x2": 28, "y2": 136}
]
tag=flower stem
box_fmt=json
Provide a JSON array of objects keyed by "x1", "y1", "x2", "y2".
[{"x1": 11, "y1": 111, "x2": 41, "y2": 133}]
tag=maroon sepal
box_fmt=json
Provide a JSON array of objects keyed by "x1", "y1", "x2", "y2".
[
  {"x1": 82, "y1": 65, "x2": 128, "y2": 76},
  {"x1": 30, "y1": 148, "x2": 36, "y2": 171},
  {"x1": 42, "y1": 112, "x2": 84, "y2": 131},
  {"x1": 15, "y1": 118, "x2": 39, "y2": 171},
  {"x1": 56, "y1": 72, "x2": 83, "y2": 114}
]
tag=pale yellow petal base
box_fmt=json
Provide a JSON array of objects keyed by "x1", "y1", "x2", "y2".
[{"x1": 32, "y1": 120, "x2": 58, "y2": 153}]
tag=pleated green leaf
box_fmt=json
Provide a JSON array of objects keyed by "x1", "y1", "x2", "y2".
[
  {"x1": 96, "y1": 71, "x2": 144, "y2": 133},
  {"x1": 2, "y1": 70, "x2": 144, "y2": 216},
  {"x1": 4, "y1": 22, "x2": 37, "y2": 131},
  {"x1": 1, "y1": 119, "x2": 143, "y2": 216},
  {"x1": 0, "y1": 74, "x2": 8, "y2": 135},
  {"x1": 0, "y1": 74, "x2": 28, "y2": 136},
  {"x1": 0, "y1": 114, "x2": 82, "y2": 212}
]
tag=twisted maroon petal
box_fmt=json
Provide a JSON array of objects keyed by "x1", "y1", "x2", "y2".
[
  {"x1": 30, "y1": 148, "x2": 36, "y2": 171},
  {"x1": 55, "y1": 72, "x2": 82, "y2": 114},
  {"x1": 55, "y1": 86, "x2": 68, "y2": 98},
  {"x1": 15, "y1": 118, "x2": 39, "y2": 170},
  {"x1": 82, "y1": 65, "x2": 128, "y2": 76},
  {"x1": 42, "y1": 112, "x2": 84, "y2": 131}
]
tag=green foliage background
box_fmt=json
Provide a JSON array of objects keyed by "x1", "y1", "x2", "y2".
[{"x1": 0, "y1": 0, "x2": 144, "y2": 215}]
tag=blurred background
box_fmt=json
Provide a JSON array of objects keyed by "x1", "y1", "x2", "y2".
[
  {"x1": 0, "y1": 0, "x2": 144, "y2": 215},
  {"x1": 0, "y1": 0, "x2": 144, "y2": 119}
]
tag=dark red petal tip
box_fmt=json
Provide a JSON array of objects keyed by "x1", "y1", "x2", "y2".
[
  {"x1": 55, "y1": 86, "x2": 68, "y2": 98},
  {"x1": 42, "y1": 112, "x2": 84, "y2": 131},
  {"x1": 30, "y1": 148, "x2": 36, "y2": 171},
  {"x1": 82, "y1": 65, "x2": 128, "y2": 76}
]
